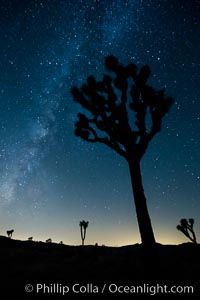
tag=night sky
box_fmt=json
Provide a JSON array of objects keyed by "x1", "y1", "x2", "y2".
[{"x1": 0, "y1": 0, "x2": 199, "y2": 246}]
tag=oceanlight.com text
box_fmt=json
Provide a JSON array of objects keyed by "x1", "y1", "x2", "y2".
[{"x1": 25, "y1": 282, "x2": 194, "y2": 295}]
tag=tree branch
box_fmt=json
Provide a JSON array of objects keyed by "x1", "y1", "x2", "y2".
[{"x1": 102, "y1": 138, "x2": 127, "y2": 158}]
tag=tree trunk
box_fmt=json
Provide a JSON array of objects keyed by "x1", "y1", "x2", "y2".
[
  {"x1": 80, "y1": 227, "x2": 84, "y2": 246},
  {"x1": 128, "y1": 159, "x2": 156, "y2": 246},
  {"x1": 191, "y1": 230, "x2": 197, "y2": 244}
]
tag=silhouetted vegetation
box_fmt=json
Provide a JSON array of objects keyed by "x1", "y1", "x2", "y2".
[
  {"x1": 28, "y1": 237, "x2": 33, "y2": 241},
  {"x1": 79, "y1": 220, "x2": 89, "y2": 246},
  {"x1": 72, "y1": 55, "x2": 174, "y2": 246},
  {"x1": 46, "y1": 238, "x2": 52, "y2": 243},
  {"x1": 177, "y1": 218, "x2": 197, "y2": 244},
  {"x1": 6, "y1": 229, "x2": 14, "y2": 238}
]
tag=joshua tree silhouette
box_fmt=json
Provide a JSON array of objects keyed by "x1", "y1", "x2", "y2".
[
  {"x1": 28, "y1": 237, "x2": 33, "y2": 241},
  {"x1": 72, "y1": 55, "x2": 173, "y2": 246},
  {"x1": 7, "y1": 229, "x2": 14, "y2": 238},
  {"x1": 79, "y1": 220, "x2": 89, "y2": 246},
  {"x1": 177, "y1": 218, "x2": 197, "y2": 244}
]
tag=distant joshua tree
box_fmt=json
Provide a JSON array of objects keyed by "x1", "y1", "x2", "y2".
[
  {"x1": 59, "y1": 241, "x2": 63, "y2": 244},
  {"x1": 7, "y1": 229, "x2": 14, "y2": 238},
  {"x1": 72, "y1": 55, "x2": 174, "y2": 246},
  {"x1": 46, "y1": 238, "x2": 52, "y2": 243},
  {"x1": 28, "y1": 237, "x2": 33, "y2": 241},
  {"x1": 177, "y1": 218, "x2": 197, "y2": 244},
  {"x1": 79, "y1": 220, "x2": 89, "y2": 246}
]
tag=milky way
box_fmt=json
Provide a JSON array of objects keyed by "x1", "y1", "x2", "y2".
[{"x1": 0, "y1": 0, "x2": 199, "y2": 245}]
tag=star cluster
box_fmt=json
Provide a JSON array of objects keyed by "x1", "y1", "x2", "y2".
[{"x1": 0, "y1": 0, "x2": 199, "y2": 245}]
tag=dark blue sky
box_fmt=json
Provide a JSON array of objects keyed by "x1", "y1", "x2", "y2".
[{"x1": 0, "y1": 0, "x2": 199, "y2": 245}]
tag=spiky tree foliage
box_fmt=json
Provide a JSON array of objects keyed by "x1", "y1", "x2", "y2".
[
  {"x1": 79, "y1": 220, "x2": 89, "y2": 246},
  {"x1": 177, "y1": 218, "x2": 197, "y2": 244},
  {"x1": 72, "y1": 56, "x2": 173, "y2": 246}
]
